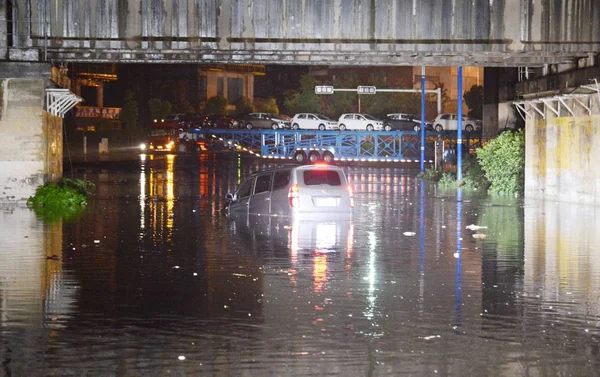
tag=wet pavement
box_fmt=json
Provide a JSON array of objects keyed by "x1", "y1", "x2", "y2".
[{"x1": 1, "y1": 152, "x2": 600, "y2": 376}]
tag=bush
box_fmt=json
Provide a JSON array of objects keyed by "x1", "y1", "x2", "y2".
[
  {"x1": 417, "y1": 168, "x2": 442, "y2": 181},
  {"x1": 476, "y1": 129, "x2": 525, "y2": 196},
  {"x1": 234, "y1": 97, "x2": 255, "y2": 117},
  {"x1": 461, "y1": 153, "x2": 490, "y2": 191},
  {"x1": 27, "y1": 178, "x2": 95, "y2": 221},
  {"x1": 205, "y1": 96, "x2": 228, "y2": 116}
]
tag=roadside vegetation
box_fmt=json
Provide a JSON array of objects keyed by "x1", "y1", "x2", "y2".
[
  {"x1": 421, "y1": 129, "x2": 525, "y2": 196},
  {"x1": 27, "y1": 178, "x2": 95, "y2": 221}
]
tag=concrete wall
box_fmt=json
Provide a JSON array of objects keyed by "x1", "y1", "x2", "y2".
[
  {"x1": 5, "y1": 0, "x2": 600, "y2": 66},
  {"x1": 0, "y1": 77, "x2": 59, "y2": 204},
  {"x1": 525, "y1": 114, "x2": 600, "y2": 205}
]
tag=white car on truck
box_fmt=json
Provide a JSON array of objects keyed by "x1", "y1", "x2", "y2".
[
  {"x1": 432, "y1": 113, "x2": 482, "y2": 132},
  {"x1": 337, "y1": 113, "x2": 384, "y2": 131},
  {"x1": 291, "y1": 113, "x2": 338, "y2": 130}
]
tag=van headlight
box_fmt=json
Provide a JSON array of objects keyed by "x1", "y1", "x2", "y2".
[{"x1": 139, "y1": 143, "x2": 147, "y2": 151}]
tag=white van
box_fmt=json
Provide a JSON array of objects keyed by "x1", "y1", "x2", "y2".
[{"x1": 225, "y1": 164, "x2": 354, "y2": 218}]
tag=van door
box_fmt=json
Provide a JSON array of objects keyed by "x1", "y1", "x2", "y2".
[
  {"x1": 248, "y1": 173, "x2": 272, "y2": 215},
  {"x1": 229, "y1": 177, "x2": 255, "y2": 216},
  {"x1": 270, "y1": 169, "x2": 292, "y2": 216}
]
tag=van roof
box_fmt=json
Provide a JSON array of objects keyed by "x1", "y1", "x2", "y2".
[{"x1": 249, "y1": 164, "x2": 342, "y2": 177}]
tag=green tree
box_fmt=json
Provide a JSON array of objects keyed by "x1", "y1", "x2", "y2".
[
  {"x1": 234, "y1": 96, "x2": 255, "y2": 117},
  {"x1": 148, "y1": 98, "x2": 172, "y2": 122},
  {"x1": 295, "y1": 74, "x2": 323, "y2": 113},
  {"x1": 464, "y1": 85, "x2": 484, "y2": 119},
  {"x1": 255, "y1": 97, "x2": 279, "y2": 114},
  {"x1": 282, "y1": 89, "x2": 299, "y2": 115},
  {"x1": 120, "y1": 90, "x2": 139, "y2": 131},
  {"x1": 205, "y1": 96, "x2": 228, "y2": 116}
]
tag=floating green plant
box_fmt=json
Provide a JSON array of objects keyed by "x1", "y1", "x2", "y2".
[{"x1": 27, "y1": 178, "x2": 95, "y2": 221}]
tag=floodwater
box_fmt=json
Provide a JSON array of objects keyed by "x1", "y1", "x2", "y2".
[{"x1": 1, "y1": 153, "x2": 600, "y2": 377}]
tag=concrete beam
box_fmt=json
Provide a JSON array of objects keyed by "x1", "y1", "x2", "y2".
[{"x1": 0, "y1": 62, "x2": 51, "y2": 79}]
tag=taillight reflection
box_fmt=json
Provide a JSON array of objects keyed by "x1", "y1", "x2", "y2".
[{"x1": 288, "y1": 183, "x2": 300, "y2": 207}]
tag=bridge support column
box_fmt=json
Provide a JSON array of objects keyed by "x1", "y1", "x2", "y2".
[{"x1": 0, "y1": 62, "x2": 61, "y2": 204}]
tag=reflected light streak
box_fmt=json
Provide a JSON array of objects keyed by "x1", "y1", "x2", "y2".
[
  {"x1": 139, "y1": 157, "x2": 146, "y2": 235},
  {"x1": 455, "y1": 189, "x2": 463, "y2": 327},
  {"x1": 290, "y1": 224, "x2": 299, "y2": 265},
  {"x1": 166, "y1": 155, "x2": 175, "y2": 232},
  {"x1": 345, "y1": 223, "x2": 355, "y2": 273},
  {"x1": 419, "y1": 180, "x2": 425, "y2": 305},
  {"x1": 365, "y1": 230, "x2": 377, "y2": 320},
  {"x1": 313, "y1": 254, "x2": 327, "y2": 293}
]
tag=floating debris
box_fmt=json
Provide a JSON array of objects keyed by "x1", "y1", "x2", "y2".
[
  {"x1": 466, "y1": 224, "x2": 487, "y2": 231},
  {"x1": 472, "y1": 233, "x2": 487, "y2": 239},
  {"x1": 403, "y1": 232, "x2": 416, "y2": 236}
]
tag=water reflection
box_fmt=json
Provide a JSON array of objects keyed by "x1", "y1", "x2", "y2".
[{"x1": 2, "y1": 155, "x2": 600, "y2": 375}]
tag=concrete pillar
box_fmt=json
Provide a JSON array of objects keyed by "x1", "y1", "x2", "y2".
[{"x1": 0, "y1": 62, "x2": 58, "y2": 204}]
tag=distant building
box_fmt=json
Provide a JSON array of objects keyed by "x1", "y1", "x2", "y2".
[
  {"x1": 198, "y1": 64, "x2": 265, "y2": 113},
  {"x1": 69, "y1": 63, "x2": 121, "y2": 131},
  {"x1": 309, "y1": 65, "x2": 483, "y2": 115},
  {"x1": 412, "y1": 67, "x2": 483, "y2": 114}
]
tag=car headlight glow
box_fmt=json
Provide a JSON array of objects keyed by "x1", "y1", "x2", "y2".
[{"x1": 139, "y1": 143, "x2": 147, "y2": 151}]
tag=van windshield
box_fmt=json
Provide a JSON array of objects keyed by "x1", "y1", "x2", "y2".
[{"x1": 303, "y1": 170, "x2": 342, "y2": 186}]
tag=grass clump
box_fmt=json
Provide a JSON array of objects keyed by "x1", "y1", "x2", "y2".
[{"x1": 27, "y1": 178, "x2": 95, "y2": 221}]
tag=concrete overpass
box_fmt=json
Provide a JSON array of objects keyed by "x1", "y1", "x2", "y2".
[
  {"x1": 1, "y1": 0, "x2": 600, "y2": 204},
  {"x1": 1, "y1": 0, "x2": 599, "y2": 66}
]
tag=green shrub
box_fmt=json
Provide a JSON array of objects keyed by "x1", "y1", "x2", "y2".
[
  {"x1": 460, "y1": 153, "x2": 490, "y2": 191},
  {"x1": 27, "y1": 178, "x2": 95, "y2": 221},
  {"x1": 476, "y1": 129, "x2": 525, "y2": 196},
  {"x1": 439, "y1": 172, "x2": 457, "y2": 186},
  {"x1": 417, "y1": 168, "x2": 442, "y2": 181}
]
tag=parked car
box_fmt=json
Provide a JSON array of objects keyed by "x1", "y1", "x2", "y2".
[
  {"x1": 179, "y1": 114, "x2": 204, "y2": 129},
  {"x1": 155, "y1": 113, "x2": 186, "y2": 129},
  {"x1": 225, "y1": 164, "x2": 354, "y2": 218},
  {"x1": 203, "y1": 114, "x2": 237, "y2": 129},
  {"x1": 337, "y1": 113, "x2": 384, "y2": 131},
  {"x1": 291, "y1": 113, "x2": 338, "y2": 130},
  {"x1": 432, "y1": 113, "x2": 482, "y2": 132},
  {"x1": 383, "y1": 113, "x2": 433, "y2": 132},
  {"x1": 239, "y1": 113, "x2": 292, "y2": 130}
]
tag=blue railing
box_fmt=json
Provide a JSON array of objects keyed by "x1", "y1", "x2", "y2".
[{"x1": 190, "y1": 128, "x2": 481, "y2": 163}]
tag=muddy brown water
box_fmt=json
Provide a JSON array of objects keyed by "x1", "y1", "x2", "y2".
[{"x1": 1, "y1": 153, "x2": 599, "y2": 376}]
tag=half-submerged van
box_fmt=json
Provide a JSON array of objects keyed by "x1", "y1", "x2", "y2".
[{"x1": 225, "y1": 164, "x2": 354, "y2": 218}]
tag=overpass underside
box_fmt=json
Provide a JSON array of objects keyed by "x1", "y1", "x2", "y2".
[{"x1": 3, "y1": 0, "x2": 600, "y2": 66}]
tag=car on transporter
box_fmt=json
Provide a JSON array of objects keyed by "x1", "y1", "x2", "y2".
[
  {"x1": 238, "y1": 112, "x2": 292, "y2": 130},
  {"x1": 225, "y1": 164, "x2": 354, "y2": 218},
  {"x1": 383, "y1": 113, "x2": 433, "y2": 132},
  {"x1": 431, "y1": 113, "x2": 482, "y2": 132},
  {"x1": 291, "y1": 113, "x2": 338, "y2": 130},
  {"x1": 337, "y1": 113, "x2": 384, "y2": 131}
]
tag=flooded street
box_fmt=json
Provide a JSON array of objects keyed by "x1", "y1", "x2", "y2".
[{"x1": 2, "y1": 153, "x2": 600, "y2": 376}]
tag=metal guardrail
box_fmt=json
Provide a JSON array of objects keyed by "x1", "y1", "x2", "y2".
[{"x1": 189, "y1": 128, "x2": 483, "y2": 163}]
